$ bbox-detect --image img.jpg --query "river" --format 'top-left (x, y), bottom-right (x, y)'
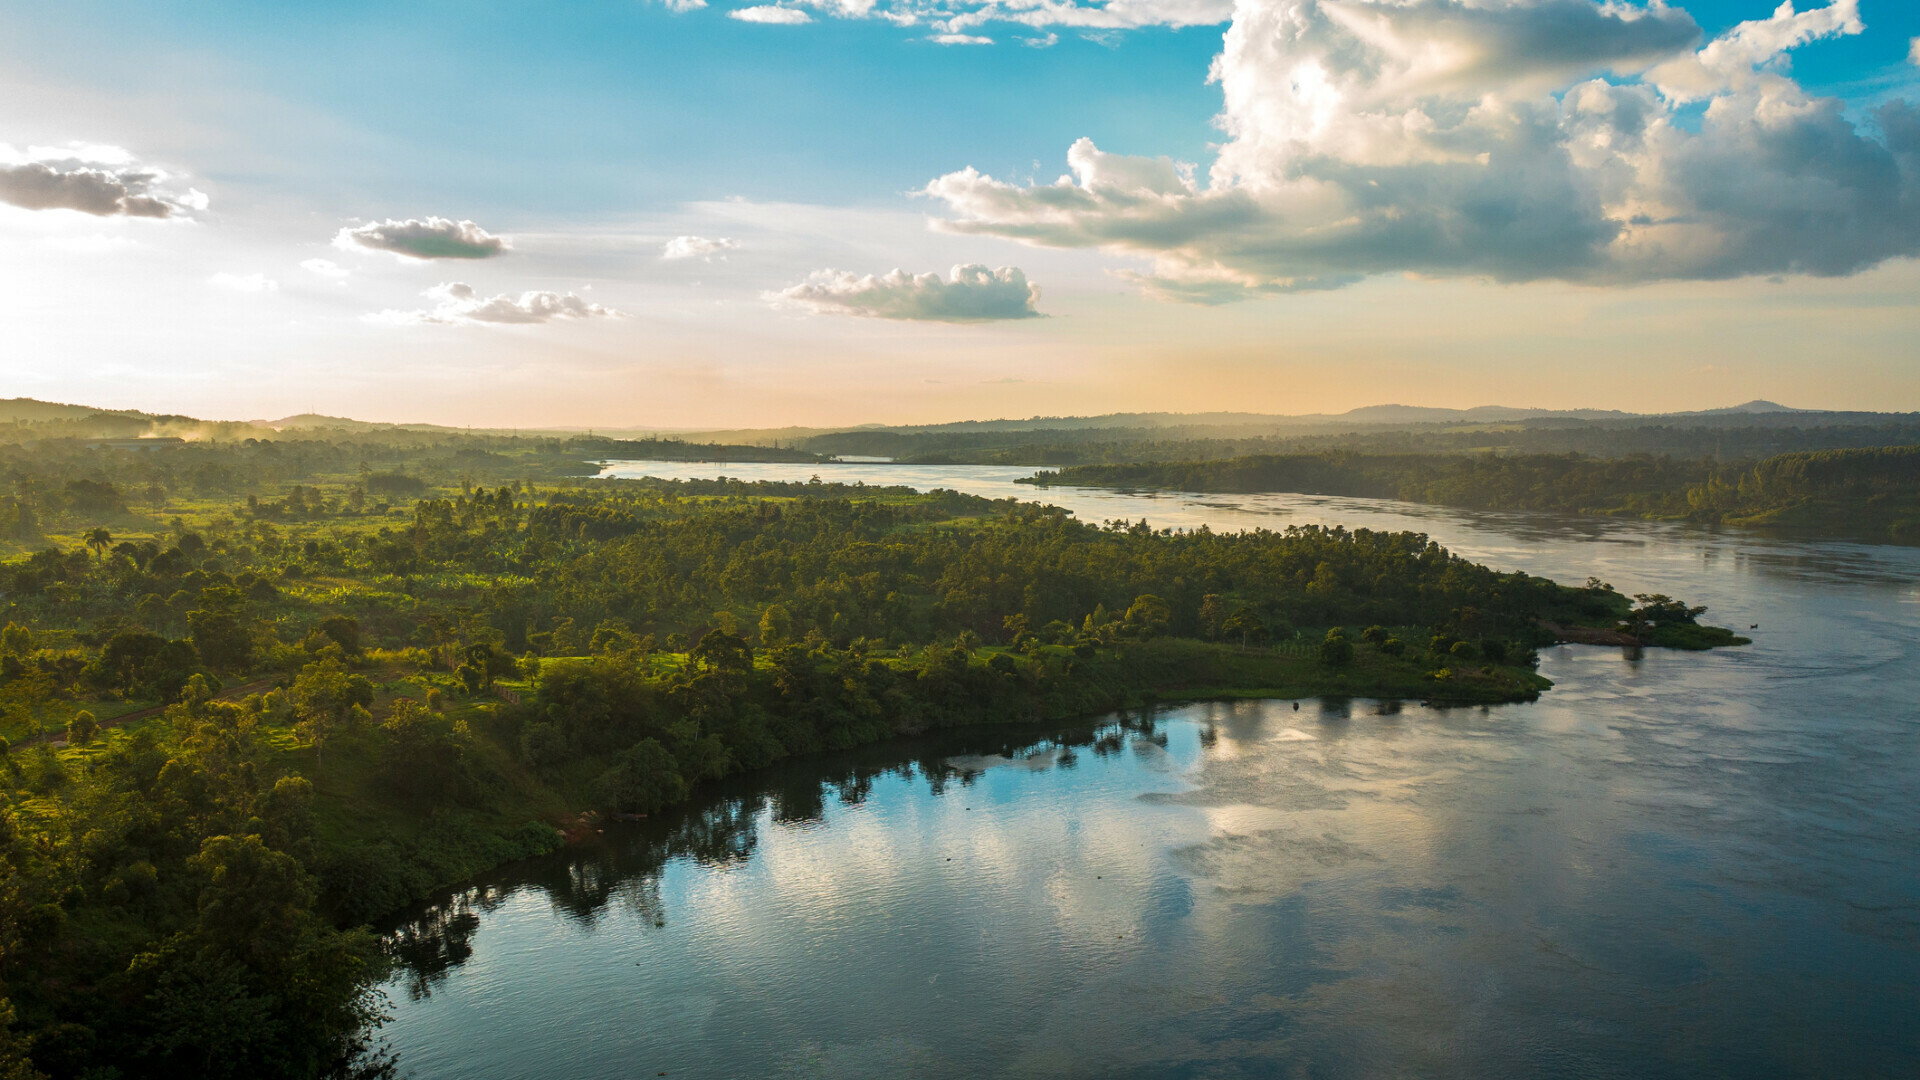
top-left (379, 461), bottom-right (1919, 1078)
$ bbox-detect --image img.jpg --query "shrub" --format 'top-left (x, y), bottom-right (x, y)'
top-left (592, 738), bottom-right (688, 813)
top-left (1318, 628), bottom-right (1354, 667)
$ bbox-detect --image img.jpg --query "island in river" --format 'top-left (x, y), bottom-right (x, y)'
top-left (0, 468), bottom-right (1744, 1080)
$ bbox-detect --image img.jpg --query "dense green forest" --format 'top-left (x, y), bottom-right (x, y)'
top-left (1027, 446), bottom-right (1920, 540)
top-left (0, 426), bottom-right (1748, 1079)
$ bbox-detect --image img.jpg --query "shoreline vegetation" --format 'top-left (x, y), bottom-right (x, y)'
top-left (0, 423), bottom-right (1748, 1079)
top-left (1021, 445), bottom-right (1920, 542)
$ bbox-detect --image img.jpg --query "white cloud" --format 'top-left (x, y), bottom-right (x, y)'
top-left (658, 0), bottom-right (708, 10)
top-left (729, 5), bottom-right (812, 23)
top-left (923, 0), bottom-right (1920, 301)
top-left (208, 272), bottom-right (279, 294)
top-left (334, 217), bottom-right (508, 260)
top-left (661, 235), bottom-right (737, 260)
top-left (1022, 32), bottom-right (1059, 47)
top-left (301, 258), bottom-right (351, 279)
top-left (695, 0), bottom-right (1233, 34)
top-left (0, 143), bottom-right (203, 218)
top-left (772, 264), bottom-right (1041, 321)
top-left (1910, 35), bottom-right (1919, 66)
top-left (370, 282), bottom-right (622, 325)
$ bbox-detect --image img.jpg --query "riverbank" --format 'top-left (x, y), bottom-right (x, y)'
top-left (1021, 446), bottom-right (1920, 543)
top-left (291, 635), bottom-right (1556, 926)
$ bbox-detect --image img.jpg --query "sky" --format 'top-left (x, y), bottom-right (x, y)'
top-left (2, 0), bottom-right (1917, 428)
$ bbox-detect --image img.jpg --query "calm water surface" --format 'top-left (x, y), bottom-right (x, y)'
top-left (380, 462), bottom-right (1920, 1078)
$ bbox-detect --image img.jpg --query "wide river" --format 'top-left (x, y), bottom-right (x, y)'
top-left (381, 461), bottom-right (1919, 1078)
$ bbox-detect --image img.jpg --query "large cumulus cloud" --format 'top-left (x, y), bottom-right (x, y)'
top-left (335, 217), bottom-right (509, 259)
top-left (371, 282), bottom-right (621, 325)
top-left (0, 144), bottom-right (205, 218)
top-left (773, 264), bottom-right (1042, 321)
top-left (923, 0), bottom-right (1920, 300)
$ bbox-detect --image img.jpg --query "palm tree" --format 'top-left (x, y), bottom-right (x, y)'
top-left (84, 527), bottom-right (112, 562)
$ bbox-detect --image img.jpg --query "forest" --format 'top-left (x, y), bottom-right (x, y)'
top-left (0, 427), bottom-right (1742, 1079)
top-left (1027, 446), bottom-right (1920, 539)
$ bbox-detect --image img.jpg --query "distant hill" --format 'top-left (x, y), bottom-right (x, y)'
top-left (0, 398), bottom-right (149, 424)
top-left (1669, 400), bottom-right (1805, 416)
top-left (676, 403), bottom-right (1819, 443)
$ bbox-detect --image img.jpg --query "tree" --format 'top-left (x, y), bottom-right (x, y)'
top-left (318, 615), bottom-right (362, 655)
top-left (290, 656), bottom-right (373, 765)
top-left (0, 624), bottom-right (28, 657)
top-left (84, 527), bottom-right (112, 562)
top-left (66, 710), bottom-right (97, 747)
top-left (689, 628), bottom-right (752, 674)
top-left (380, 698), bottom-right (469, 805)
top-left (1319, 628), bottom-right (1354, 667)
top-left (89, 631), bottom-right (203, 701)
top-left (187, 609), bottom-right (252, 671)
top-left (1198, 594), bottom-right (1228, 640)
top-left (1122, 594), bottom-right (1172, 639)
top-left (589, 620), bottom-right (639, 657)
top-left (1222, 605), bottom-right (1266, 647)
top-left (0, 998), bottom-right (45, 1080)
top-left (592, 739), bottom-right (687, 813)
top-left (1628, 593), bottom-right (1707, 627)
top-left (758, 604), bottom-right (793, 647)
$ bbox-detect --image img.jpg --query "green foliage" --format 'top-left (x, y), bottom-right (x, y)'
top-left (592, 739), bottom-right (689, 814)
top-left (1030, 444), bottom-right (1920, 539)
top-left (1318, 628), bottom-right (1354, 667)
top-left (0, 452), bottom-right (1740, 1078)
top-left (187, 609), bottom-right (251, 671)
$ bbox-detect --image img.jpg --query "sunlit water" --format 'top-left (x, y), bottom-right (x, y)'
top-left (380, 462), bottom-right (1920, 1078)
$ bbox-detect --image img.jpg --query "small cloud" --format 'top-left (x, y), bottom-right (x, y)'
top-left (0, 143), bottom-right (201, 218)
top-left (1910, 36), bottom-right (1919, 66)
top-left (661, 235), bottom-right (737, 260)
top-left (772, 264), bottom-right (1042, 322)
top-left (369, 281), bottom-right (623, 326)
top-left (931, 32), bottom-right (992, 44)
top-left (1022, 33), bottom-right (1058, 47)
top-left (657, 0), bottom-right (708, 10)
top-left (208, 272), bottom-right (279, 294)
top-left (334, 217), bottom-right (508, 260)
top-left (729, 5), bottom-right (810, 23)
top-left (301, 258), bottom-right (351, 279)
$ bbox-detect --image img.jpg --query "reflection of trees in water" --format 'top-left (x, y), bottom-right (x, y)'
top-left (387, 889), bottom-right (495, 1000)
top-left (385, 708), bottom-right (1169, 991)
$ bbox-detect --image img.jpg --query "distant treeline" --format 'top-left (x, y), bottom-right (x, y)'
top-left (1027, 446), bottom-right (1920, 539)
top-left (0, 432), bottom-right (825, 549)
top-left (799, 419), bottom-right (1920, 467)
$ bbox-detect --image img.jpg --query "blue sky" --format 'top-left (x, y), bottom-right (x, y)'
top-left (2, 0), bottom-right (1917, 427)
